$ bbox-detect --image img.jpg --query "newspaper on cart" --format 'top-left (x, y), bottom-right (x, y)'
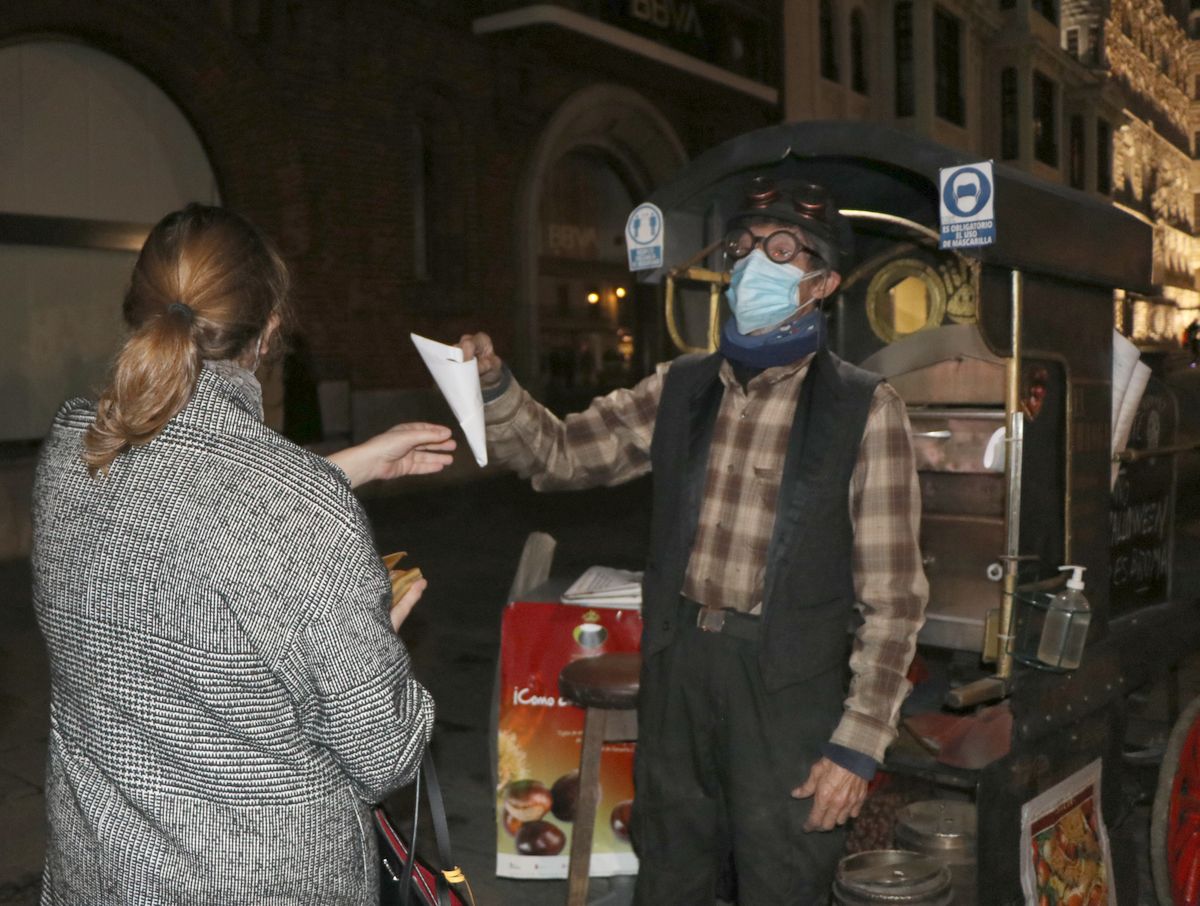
top-left (561, 566), bottom-right (642, 608)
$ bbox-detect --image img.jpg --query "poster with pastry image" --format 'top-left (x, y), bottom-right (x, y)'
top-left (1020, 760), bottom-right (1116, 906)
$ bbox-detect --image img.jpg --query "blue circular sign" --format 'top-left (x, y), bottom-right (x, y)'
top-left (626, 204), bottom-right (662, 245)
top-left (942, 167), bottom-right (991, 219)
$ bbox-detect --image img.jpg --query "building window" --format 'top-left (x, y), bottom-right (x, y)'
top-left (1066, 27), bottom-right (1079, 57)
top-left (1087, 24), bottom-right (1100, 63)
top-left (1097, 119), bottom-right (1112, 194)
top-left (820, 0), bottom-right (839, 82)
top-left (1001, 67), bottom-right (1019, 160)
top-left (1069, 115), bottom-right (1085, 189)
top-left (850, 9), bottom-right (868, 94)
top-left (934, 8), bottom-right (965, 126)
top-left (1032, 0), bottom-right (1056, 25)
top-left (895, 2), bottom-right (914, 116)
top-left (1000, 0), bottom-right (1015, 9)
top-left (1033, 70), bottom-right (1058, 167)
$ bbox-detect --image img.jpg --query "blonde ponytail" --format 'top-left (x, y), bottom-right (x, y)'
top-left (81, 204), bottom-right (291, 477)
top-left (83, 308), bottom-right (200, 476)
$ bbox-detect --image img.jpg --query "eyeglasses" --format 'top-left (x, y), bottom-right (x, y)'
top-left (723, 228), bottom-right (821, 266)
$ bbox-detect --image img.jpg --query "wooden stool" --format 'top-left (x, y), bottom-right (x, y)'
top-left (558, 651), bottom-right (641, 906)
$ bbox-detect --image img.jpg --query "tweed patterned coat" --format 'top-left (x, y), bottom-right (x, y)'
top-left (32, 364), bottom-right (435, 905)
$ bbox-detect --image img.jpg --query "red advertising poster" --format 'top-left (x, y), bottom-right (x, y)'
top-left (495, 599), bottom-right (642, 879)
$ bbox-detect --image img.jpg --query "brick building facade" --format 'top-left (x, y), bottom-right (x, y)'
top-left (0, 0), bottom-right (779, 449)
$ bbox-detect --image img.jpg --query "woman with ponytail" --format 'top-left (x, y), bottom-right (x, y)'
top-left (32, 204), bottom-right (454, 904)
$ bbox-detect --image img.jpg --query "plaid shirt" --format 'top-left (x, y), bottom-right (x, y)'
top-left (484, 357), bottom-right (928, 764)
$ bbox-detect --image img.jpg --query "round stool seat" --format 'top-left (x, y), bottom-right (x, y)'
top-left (559, 652), bottom-right (641, 710)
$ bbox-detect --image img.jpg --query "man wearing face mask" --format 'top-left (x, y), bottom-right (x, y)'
top-left (459, 177), bottom-right (927, 904)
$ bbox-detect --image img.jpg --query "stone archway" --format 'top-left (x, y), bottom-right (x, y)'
top-left (514, 84), bottom-right (687, 387)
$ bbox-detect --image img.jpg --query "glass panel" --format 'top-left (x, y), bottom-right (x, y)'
top-left (885, 275), bottom-right (931, 335)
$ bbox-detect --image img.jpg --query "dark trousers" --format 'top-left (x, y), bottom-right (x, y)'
top-left (631, 615), bottom-right (848, 905)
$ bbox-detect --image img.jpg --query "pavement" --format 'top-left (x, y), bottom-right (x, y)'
top-left (0, 472), bottom-right (1195, 905)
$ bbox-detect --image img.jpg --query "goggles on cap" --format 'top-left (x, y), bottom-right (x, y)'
top-left (723, 227), bottom-right (824, 267)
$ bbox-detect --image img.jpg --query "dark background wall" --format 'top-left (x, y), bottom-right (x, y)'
top-left (0, 0), bottom-right (778, 426)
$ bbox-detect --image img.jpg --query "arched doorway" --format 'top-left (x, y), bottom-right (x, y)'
top-left (0, 40), bottom-right (218, 443)
top-left (516, 85), bottom-right (687, 411)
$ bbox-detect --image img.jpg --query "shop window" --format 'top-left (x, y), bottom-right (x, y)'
top-left (1001, 67), bottom-right (1019, 160)
top-left (850, 9), bottom-right (868, 94)
top-left (1033, 71), bottom-right (1058, 167)
top-left (895, 2), bottom-right (915, 117)
top-left (1069, 115), bottom-right (1085, 189)
top-left (1097, 119), bottom-right (1112, 194)
top-left (934, 7), bottom-right (965, 126)
top-left (820, 0), bottom-right (839, 82)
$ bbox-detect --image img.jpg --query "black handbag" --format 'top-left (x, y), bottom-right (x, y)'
top-left (375, 749), bottom-right (475, 906)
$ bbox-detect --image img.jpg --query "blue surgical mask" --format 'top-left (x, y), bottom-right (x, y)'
top-left (726, 250), bottom-right (824, 335)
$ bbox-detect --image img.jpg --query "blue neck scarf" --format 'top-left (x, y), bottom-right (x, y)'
top-left (718, 310), bottom-right (826, 369)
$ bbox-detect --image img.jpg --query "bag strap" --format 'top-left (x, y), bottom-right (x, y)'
top-left (398, 766), bottom-right (421, 906)
top-left (421, 750), bottom-right (456, 906)
top-left (398, 748), bottom-right (473, 906)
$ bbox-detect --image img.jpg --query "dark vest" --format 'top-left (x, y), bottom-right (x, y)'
top-left (643, 348), bottom-right (882, 691)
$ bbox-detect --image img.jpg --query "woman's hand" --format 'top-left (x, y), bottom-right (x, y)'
top-left (457, 333), bottom-right (504, 388)
top-left (327, 423), bottom-right (456, 488)
top-left (390, 576), bottom-right (427, 632)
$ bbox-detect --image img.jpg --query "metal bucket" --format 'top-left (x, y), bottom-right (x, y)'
top-left (894, 800), bottom-right (977, 906)
top-left (832, 850), bottom-right (954, 905)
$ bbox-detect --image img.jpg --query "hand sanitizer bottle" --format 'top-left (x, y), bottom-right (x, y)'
top-left (1037, 566), bottom-right (1091, 670)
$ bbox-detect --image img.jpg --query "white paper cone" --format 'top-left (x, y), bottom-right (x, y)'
top-left (411, 333), bottom-right (488, 467)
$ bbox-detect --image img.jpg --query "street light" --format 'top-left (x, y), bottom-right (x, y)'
top-left (587, 291), bottom-right (600, 305)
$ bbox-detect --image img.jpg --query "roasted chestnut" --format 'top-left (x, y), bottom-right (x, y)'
top-left (551, 771), bottom-right (581, 822)
top-left (611, 800), bottom-right (633, 842)
top-left (515, 819), bottom-right (566, 856)
top-left (503, 779), bottom-right (552, 823)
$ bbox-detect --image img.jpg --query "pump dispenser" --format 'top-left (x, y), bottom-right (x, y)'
top-left (1036, 566), bottom-right (1091, 670)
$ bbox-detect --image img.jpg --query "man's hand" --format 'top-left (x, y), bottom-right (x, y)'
top-left (389, 576), bottom-right (426, 632)
top-left (327, 423), bottom-right (456, 488)
top-left (791, 757), bottom-right (868, 832)
top-left (458, 333), bottom-right (504, 389)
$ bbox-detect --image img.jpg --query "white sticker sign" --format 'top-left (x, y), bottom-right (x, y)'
top-left (625, 202), bottom-right (664, 271)
top-left (939, 161), bottom-right (996, 250)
